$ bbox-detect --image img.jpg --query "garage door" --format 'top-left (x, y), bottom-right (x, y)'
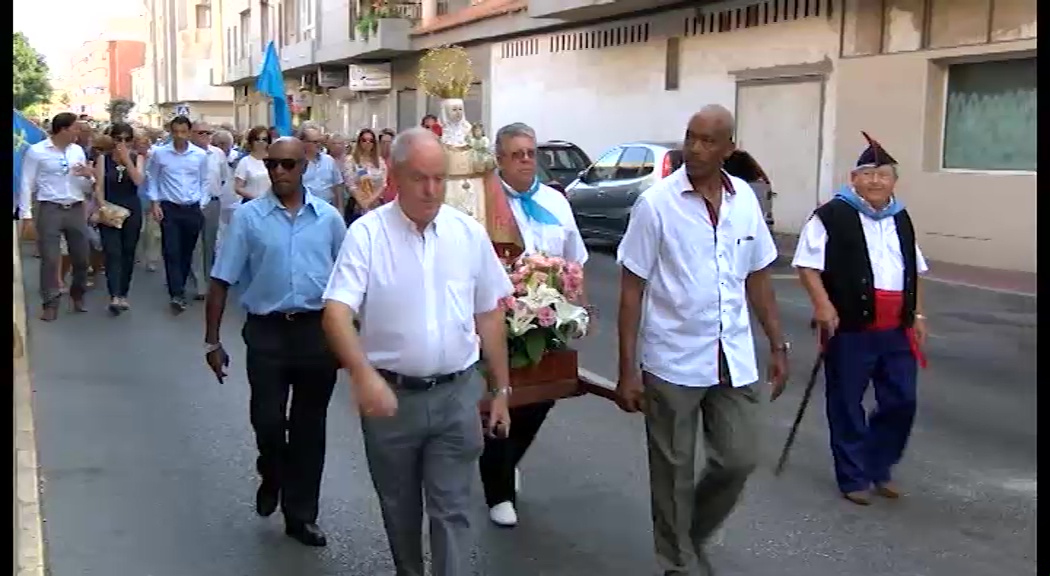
top-left (735, 79), bottom-right (823, 235)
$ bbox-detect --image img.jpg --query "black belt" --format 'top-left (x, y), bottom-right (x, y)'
top-left (377, 367), bottom-right (471, 392)
top-left (248, 310), bottom-right (323, 322)
top-left (43, 200), bottom-right (83, 210)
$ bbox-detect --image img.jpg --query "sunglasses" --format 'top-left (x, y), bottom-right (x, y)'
top-left (510, 149), bottom-right (537, 161)
top-left (360, 138), bottom-right (375, 144)
top-left (195, 130), bottom-right (214, 136)
top-left (264, 158), bottom-right (299, 171)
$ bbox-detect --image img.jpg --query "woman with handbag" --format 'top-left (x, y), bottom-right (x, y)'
top-left (93, 122), bottom-right (146, 315)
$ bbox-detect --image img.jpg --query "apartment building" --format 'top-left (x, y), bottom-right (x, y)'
top-left (214, 0), bottom-right (1035, 272)
top-left (140, 0), bottom-right (235, 124)
top-left (67, 39), bottom-right (147, 120)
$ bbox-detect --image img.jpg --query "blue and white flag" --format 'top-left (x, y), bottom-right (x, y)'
top-left (13, 110), bottom-right (47, 218)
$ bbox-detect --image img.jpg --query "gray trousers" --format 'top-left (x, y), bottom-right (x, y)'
top-left (36, 201), bottom-right (91, 306)
top-left (644, 372), bottom-right (759, 576)
top-left (361, 369), bottom-right (484, 576)
top-left (187, 198), bottom-right (220, 296)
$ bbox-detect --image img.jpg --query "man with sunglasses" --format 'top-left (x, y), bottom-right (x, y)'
top-left (187, 120), bottom-right (230, 300)
top-left (18, 112), bottom-right (97, 320)
top-left (146, 114), bottom-right (211, 313)
top-left (205, 137), bottom-right (346, 548)
top-left (298, 126), bottom-right (346, 217)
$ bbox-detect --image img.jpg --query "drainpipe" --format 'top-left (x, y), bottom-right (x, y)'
top-left (421, 0), bottom-right (437, 26)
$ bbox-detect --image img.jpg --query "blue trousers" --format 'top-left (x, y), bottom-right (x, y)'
top-left (158, 201), bottom-right (203, 299)
top-left (824, 328), bottom-right (917, 494)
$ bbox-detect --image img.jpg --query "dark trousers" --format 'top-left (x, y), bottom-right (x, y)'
top-left (824, 328), bottom-right (918, 494)
top-left (36, 201), bottom-right (91, 306)
top-left (158, 201), bottom-right (203, 299)
top-left (98, 202), bottom-right (142, 298)
top-left (479, 399), bottom-right (555, 507)
top-left (243, 312), bottom-right (339, 524)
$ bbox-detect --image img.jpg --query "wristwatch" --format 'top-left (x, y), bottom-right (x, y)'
top-left (489, 386), bottom-right (512, 399)
top-left (915, 313), bottom-right (927, 320)
top-left (204, 341), bottom-right (222, 354)
top-left (771, 342), bottom-right (791, 354)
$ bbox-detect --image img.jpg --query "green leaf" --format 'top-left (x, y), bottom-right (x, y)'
top-left (509, 351), bottom-right (531, 369)
top-left (523, 329), bottom-right (547, 366)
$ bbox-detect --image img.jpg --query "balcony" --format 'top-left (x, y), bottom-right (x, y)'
top-left (280, 38), bottom-right (317, 72)
top-left (527, 0), bottom-right (683, 21)
top-left (315, 17), bottom-right (413, 64)
top-left (224, 56), bottom-right (253, 85)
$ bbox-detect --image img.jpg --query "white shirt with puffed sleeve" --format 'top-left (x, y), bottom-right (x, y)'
top-left (323, 202), bottom-right (514, 377)
top-left (791, 203), bottom-right (929, 290)
top-left (616, 167), bottom-right (777, 388)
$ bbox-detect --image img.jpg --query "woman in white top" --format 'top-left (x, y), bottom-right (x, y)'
top-left (344, 128), bottom-right (387, 226)
top-left (234, 125), bottom-right (272, 202)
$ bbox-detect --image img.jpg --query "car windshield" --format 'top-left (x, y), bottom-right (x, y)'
top-left (540, 147), bottom-right (590, 171)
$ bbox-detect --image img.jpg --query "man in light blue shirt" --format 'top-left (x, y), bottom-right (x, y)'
top-left (298, 126), bottom-right (345, 216)
top-left (203, 137), bottom-right (345, 549)
top-left (146, 114), bottom-right (210, 312)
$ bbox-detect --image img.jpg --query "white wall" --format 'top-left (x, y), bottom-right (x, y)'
top-left (489, 5), bottom-right (840, 196)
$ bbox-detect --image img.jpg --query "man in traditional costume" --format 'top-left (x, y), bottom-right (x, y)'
top-left (792, 132), bottom-right (929, 506)
top-left (477, 122), bottom-right (588, 528)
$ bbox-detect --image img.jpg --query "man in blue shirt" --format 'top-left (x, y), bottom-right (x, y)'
top-left (204, 137), bottom-right (346, 548)
top-left (298, 126), bottom-right (345, 217)
top-left (146, 115), bottom-right (210, 312)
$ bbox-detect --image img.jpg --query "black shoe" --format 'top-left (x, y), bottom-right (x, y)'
top-left (169, 297), bottom-right (187, 314)
top-left (256, 483), bottom-right (279, 517)
top-left (285, 521), bottom-right (327, 547)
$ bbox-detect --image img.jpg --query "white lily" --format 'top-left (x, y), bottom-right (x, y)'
top-left (520, 284), bottom-right (563, 311)
top-left (507, 306), bottom-right (537, 337)
top-left (554, 300), bottom-right (589, 338)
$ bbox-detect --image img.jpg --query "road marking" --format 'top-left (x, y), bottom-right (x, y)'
top-left (13, 224), bottom-right (45, 576)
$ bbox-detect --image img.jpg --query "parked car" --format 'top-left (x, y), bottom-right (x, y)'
top-left (537, 140), bottom-right (592, 189)
top-left (566, 141), bottom-right (683, 241)
top-left (567, 141), bottom-right (776, 241)
top-left (537, 162), bottom-right (566, 194)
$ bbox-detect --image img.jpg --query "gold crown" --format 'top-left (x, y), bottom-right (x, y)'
top-left (417, 46), bottom-right (475, 100)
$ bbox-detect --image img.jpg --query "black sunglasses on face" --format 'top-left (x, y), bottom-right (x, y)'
top-left (264, 158), bottom-right (299, 171)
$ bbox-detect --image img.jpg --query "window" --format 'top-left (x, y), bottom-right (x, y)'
top-left (240, 10), bottom-right (250, 57)
top-left (298, 0), bottom-right (314, 41)
top-left (195, 4), bottom-right (211, 29)
top-left (942, 57), bottom-right (1036, 171)
top-left (615, 147), bottom-right (656, 180)
top-left (584, 148), bottom-right (624, 183)
top-left (665, 37), bottom-right (680, 91)
top-left (261, 1), bottom-right (271, 47)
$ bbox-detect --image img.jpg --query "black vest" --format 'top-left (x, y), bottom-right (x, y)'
top-left (813, 199), bottom-right (917, 333)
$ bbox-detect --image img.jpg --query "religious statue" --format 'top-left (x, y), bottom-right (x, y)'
top-left (417, 46), bottom-right (523, 256)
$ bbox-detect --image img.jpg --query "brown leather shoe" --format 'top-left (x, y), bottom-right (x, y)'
top-left (874, 482), bottom-right (902, 499)
top-left (843, 490), bottom-right (872, 506)
top-left (39, 307), bottom-right (57, 322)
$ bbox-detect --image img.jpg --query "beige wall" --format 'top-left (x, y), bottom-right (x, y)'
top-left (834, 41), bottom-right (1036, 273)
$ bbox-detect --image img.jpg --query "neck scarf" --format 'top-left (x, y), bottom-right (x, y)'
top-left (499, 172), bottom-right (560, 226)
top-left (834, 185), bottom-right (904, 221)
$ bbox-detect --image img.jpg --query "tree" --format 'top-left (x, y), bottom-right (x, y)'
top-left (106, 97), bottom-right (135, 122)
top-left (59, 92), bottom-right (70, 107)
top-left (13, 32), bottom-right (52, 111)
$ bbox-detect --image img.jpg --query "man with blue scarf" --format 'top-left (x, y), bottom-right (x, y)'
top-left (478, 122), bottom-right (588, 529)
top-left (792, 132), bottom-right (929, 506)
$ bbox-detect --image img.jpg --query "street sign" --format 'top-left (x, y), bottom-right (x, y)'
top-left (175, 103), bottom-right (190, 116)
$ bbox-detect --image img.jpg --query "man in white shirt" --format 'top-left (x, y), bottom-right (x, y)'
top-left (18, 112), bottom-right (96, 321)
top-left (210, 129), bottom-right (239, 252)
top-left (323, 127), bottom-right (512, 576)
top-left (792, 132), bottom-right (929, 506)
top-left (478, 122), bottom-right (589, 529)
top-left (187, 120), bottom-right (230, 299)
top-left (616, 105), bottom-right (789, 576)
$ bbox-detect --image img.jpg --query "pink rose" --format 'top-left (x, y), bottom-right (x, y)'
top-left (514, 282), bottom-right (526, 294)
top-left (509, 272), bottom-right (523, 284)
top-left (536, 307), bottom-right (556, 327)
top-left (499, 296), bottom-right (516, 310)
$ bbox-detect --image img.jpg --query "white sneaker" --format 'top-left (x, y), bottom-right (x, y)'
top-left (514, 467), bottom-right (521, 493)
top-left (489, 501), bottom-right (518, 527)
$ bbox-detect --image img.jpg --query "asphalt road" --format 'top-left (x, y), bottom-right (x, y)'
top-left (23, 245), bottom-right (1036, 576)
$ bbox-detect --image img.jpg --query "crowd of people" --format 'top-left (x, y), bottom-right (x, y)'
top-left (17, 105), bottom-right (927, 576)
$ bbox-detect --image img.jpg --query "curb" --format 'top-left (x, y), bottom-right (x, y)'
top-left (13, 223), bottom-right (45, 576)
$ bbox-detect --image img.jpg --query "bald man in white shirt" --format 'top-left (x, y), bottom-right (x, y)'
top-left (322, 127), bottom-right (512, 576)
top-left (617, 106), bottom-right (789, 576)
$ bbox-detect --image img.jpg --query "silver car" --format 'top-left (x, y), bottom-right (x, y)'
top-left (567, 141), bottom-right (774, 241)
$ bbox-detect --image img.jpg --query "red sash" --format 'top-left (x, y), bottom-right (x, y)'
top-left (871, 289), bottom-right (928, 369)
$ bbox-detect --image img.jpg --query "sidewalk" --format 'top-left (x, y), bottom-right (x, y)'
top-left (774, 233), bottom-right (1037, 296)
top-left (13, 227), bottom-right (45, 576)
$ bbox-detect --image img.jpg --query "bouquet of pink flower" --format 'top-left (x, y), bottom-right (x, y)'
top-left (498, 252), bottom-right (589, 368)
